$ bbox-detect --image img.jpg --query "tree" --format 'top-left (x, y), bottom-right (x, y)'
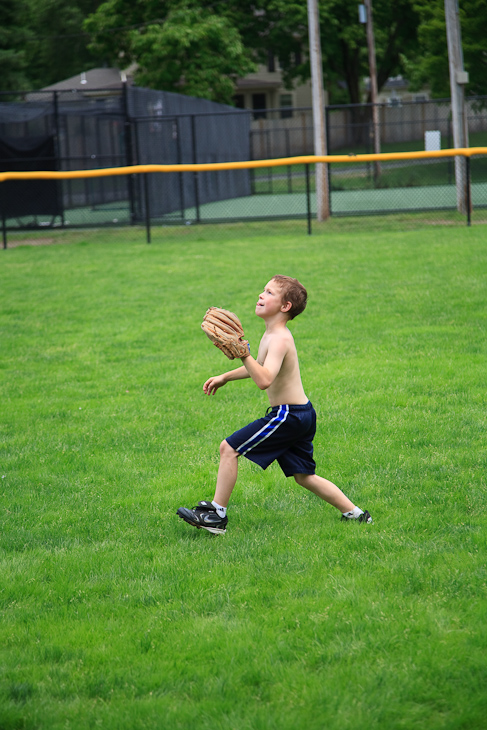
top-left (462, 1), bottom-right (487, 96)
top-left (405, 0), bottom-right (487, 98)
top-left (83, 0), bottom-right (160, 67)
top-left (261, 0), bottom-right (420, 105)
top-left (84, 0), bottom-right (420, 106)
top-left (131, 8), bottom-right (255, 103)
top-left (23, 0), bottom-right (105, 89)
top-left (9, 0), bottom-right (487, 105)
top-left (84, 1), bottom-right (255, 104)
top-left (0, 0), bottom-right (30, 92)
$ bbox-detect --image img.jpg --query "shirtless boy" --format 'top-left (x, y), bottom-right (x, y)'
top-left (177, 275), bottom-right (372, 534)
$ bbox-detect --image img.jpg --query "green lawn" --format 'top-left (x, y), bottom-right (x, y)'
top-left (1, 222), bottom-right (486, 729)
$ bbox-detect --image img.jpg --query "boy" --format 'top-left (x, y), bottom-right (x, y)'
top-left (177, 275), bottom-right (372, 534)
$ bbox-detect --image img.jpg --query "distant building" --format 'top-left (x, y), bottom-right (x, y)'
top-left (32, 67), bottom-right (135, 97)
top-left (30, 65), bottom-right (429, 118)
top-left (32, 62), bottom-right (315, 118)
top-left (234, 57), bottom-right (320, 118)
top-left (364, 75), bottom-right (430, 106)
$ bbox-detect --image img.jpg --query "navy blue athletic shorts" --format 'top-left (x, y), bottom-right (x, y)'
top-left (226, 401), bottom-right (317, 477)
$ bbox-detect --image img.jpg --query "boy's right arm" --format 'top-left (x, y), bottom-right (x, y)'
top-left (203, 365), bottom-right (250, 396)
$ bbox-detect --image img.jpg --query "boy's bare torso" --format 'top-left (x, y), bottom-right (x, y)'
top-left (258, 327), bottom-right (308, 407)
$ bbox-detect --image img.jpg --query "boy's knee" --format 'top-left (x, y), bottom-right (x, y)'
top-left (220, 439), bottom-right (237, 459)
top-left (294, 473), bottom-right (311, 487)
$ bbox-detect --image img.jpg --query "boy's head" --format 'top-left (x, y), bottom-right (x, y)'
top-left (271, 275), bottom-right (307, 320)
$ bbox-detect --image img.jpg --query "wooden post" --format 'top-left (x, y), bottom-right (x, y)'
top-left (307, 0), bottom-right (330, 221)
top-left (364, 0), bottom-right (381, 180)
top-left (445, 0), bottom-right (469, 213)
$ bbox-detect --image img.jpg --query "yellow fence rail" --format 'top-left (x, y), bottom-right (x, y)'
top-left (2, 145), bottom-right (486, 248)
top-left (0, 147), bottom-right (486, 181)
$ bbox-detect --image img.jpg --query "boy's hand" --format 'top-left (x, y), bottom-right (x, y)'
top-left (203, 375), bottom-right (227, 396)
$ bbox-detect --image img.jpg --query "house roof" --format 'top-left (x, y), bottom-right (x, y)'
top-left (364, 75), bottom-right (410, 92)
top-left (235, 78), bottom-right (281, 90)
top-left (41, 67), bottom-right (134, 93)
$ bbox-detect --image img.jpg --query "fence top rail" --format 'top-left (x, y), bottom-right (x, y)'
top-left (0, 147), bottom-right (484, 181)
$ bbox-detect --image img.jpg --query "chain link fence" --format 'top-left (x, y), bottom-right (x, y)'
top-left (1, 87), bottom-right (487, 247)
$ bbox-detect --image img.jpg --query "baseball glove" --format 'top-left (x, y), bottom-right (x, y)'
top-left (201, 307), bottom-right (250, 360)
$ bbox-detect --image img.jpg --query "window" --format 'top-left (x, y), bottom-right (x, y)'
top-left (279, 94), bottom-right (293, 119)
top-left (252, 93), bottom-right (267, 120)
top-left (233, 94), bottom-right (245, 109)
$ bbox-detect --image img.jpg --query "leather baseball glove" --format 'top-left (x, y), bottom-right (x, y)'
top-left (201, 307), bottom-right (250, 360)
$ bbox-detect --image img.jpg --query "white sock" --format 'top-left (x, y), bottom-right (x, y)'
top-left (212, 500), bottom-right (227, 518)
top-left (342, 506), bottom-right (364, 519)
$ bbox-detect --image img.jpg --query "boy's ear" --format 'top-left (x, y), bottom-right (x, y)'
top-left (281, 300), bottom-right (292, 313)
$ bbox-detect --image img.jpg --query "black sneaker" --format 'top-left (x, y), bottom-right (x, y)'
top-left (341, 509), bottom-right (373, 524)
top-left (176, 501), bottom-right (228, 535)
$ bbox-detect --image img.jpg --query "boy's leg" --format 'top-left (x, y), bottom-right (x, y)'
top-left (176, 440), bottom-right (238, 534)
top-left (294, 473), bottom-right (354, 512)
top-left (213, 439), bottom-right (239, 508)
top-left (294, 473), bottom-right (373, 523)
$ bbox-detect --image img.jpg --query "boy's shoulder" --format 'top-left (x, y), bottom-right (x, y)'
top-left (261, 324), bottom-right (296, 348)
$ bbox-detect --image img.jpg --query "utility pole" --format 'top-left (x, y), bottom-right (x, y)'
top-left (364, 0), bottom-right (381, 179)
top-left (307, 0), bottom-right (330, 221)
top-left (444, 0), bottom-right (469, 213)
top-left (360, 1), bottom-right (381, 179)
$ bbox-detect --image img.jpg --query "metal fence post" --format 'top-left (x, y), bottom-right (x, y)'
top-left (191, 115), bottom-right (201, 223)
top-left (2, 210), bottom-right (6, 249)
top-left (144, 173), bottom-right (151, 243)
top-left (466, 155), bottom-right (471, 226)
top-left (122, 81), bottom-right (136, 224)
top-left (286, 130), bottom-right (292, 193)
top-left (249, 130), bottom-right (255, 195)
top-left (175, 118), bottom-right (185, 220)
top-left (52, 91), bottom-right (65, 227)
top-left (325, 105), bottom-right (332, 203)
top-left (306, 163), bottom-right (312, 235)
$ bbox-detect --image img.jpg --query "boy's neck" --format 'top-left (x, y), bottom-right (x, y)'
top-left (263, 312), bottom-right (290, 332)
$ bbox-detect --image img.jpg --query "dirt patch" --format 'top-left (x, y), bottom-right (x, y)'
top-left (4, 237), bottom-right (61, 249)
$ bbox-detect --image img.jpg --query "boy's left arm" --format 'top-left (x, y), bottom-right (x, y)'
top-left (240, 336), bottom-right (287, 390)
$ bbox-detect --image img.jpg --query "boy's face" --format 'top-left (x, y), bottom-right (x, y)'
top-left (256, 279), bottom-right (290, 319)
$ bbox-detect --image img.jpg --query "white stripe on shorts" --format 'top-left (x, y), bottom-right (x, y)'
top-left (238, 405), bottom-right (290, 456)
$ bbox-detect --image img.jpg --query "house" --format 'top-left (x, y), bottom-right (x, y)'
top-left (38, 67), bottom-right (135, 94)
top-left (234, 58), bottom-right (318, 118)
top-left (364, 75), bottom-right (430, 106)
top-left (30, 60), bottom-right (316, 117)
top-left (24, 67), bottom-right (136, 103)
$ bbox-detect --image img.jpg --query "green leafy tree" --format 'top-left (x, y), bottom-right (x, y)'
top-left (462, 1), bottom-right (487, 96)
top-left (0, 0), bottom-right (30, 92)
top-left (131, 7), bottom-right (255, 103)
top-left (83, 0), bottom-right (161, 67)
top-left (84, 0), bottom-right (420, 105)
top-left (221, 0), bottom-right (420, 106)
top-left (405, 0), bottom-right (487, 98)
top-left (84, 1), bottom-right (255, 103)
top-left (261, 0), bottom-right (420, 105)
top-left (24, 0), bottom-right (105, 89)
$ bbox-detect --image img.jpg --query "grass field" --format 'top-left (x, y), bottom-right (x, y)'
top-left (1, 222), bottom-right (486, 729)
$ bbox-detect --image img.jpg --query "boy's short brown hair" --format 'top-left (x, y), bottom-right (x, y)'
top-left (271, 275), bottom-right (307, 319)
